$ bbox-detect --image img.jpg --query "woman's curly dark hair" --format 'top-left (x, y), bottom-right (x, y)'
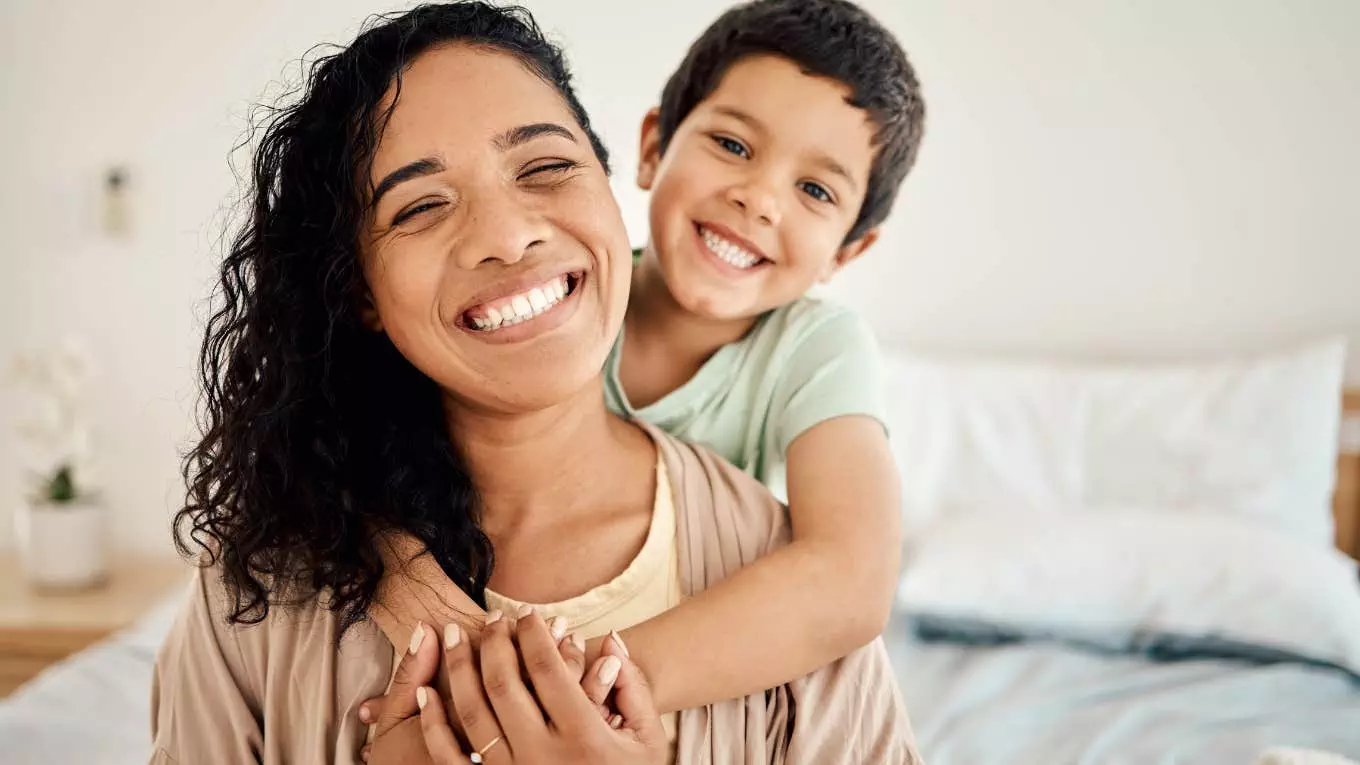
top-left (175, 1), bottom-right (610, 634)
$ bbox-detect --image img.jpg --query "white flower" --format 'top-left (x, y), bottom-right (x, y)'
top-left (5, 338), bottom-right (98, 502)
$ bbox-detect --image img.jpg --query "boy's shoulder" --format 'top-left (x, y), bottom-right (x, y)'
top-left (746, 295), bottom-right (879, 360)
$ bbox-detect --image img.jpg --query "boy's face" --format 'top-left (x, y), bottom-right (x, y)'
top-left (638, 54), bottom-right (879, 321)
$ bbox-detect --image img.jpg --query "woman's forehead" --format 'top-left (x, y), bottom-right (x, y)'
top-left (375, 45), bottom-right (573, 154)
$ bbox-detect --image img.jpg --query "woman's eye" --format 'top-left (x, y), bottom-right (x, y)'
top-left (521, 160), bottom-right (580, 180)
top-left (393, 200), bottom-right (443, 225)
top-left (799, 181), bottom-right (833, 204)
top-left (713, 136), bottom-right (750, 159)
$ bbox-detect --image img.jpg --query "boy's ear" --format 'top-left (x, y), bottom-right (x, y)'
top-left (636, 107), bottom-right (663, 191)
top-left (819, 228), bottom-right (880, 282)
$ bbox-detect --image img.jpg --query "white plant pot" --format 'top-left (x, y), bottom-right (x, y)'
top-left (14, 501), bottom-right (109, 590)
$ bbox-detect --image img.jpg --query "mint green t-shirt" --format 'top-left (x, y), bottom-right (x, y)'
top-left (603, 297), bottom-right (887, 503)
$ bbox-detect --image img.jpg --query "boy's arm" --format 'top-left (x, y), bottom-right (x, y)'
top-left (605, 414), bottom-right (902, 714)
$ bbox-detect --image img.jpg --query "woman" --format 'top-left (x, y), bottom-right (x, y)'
top-left (152, 3), bottom-right (918, 763)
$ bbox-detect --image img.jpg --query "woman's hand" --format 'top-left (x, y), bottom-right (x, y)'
top-left (358, 612), bottom-right (662, 764)
top-left (362, 620), bottom-right (445, 764)
top-left (419, 608), bottom-right (669, 764)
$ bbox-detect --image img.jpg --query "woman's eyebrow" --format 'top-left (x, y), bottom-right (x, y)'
top-left (492, 122), bottom-right (577, 152)
top-left (370, 123), bottom-right (575, 209)
top-left (371, 157), bottom-right (445, 209)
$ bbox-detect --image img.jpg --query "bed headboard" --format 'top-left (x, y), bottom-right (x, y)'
top-left (1335, 389), bottom-right (1360, 561)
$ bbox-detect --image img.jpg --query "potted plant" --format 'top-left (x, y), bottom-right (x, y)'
top-left (8, 338), bottom-right (107, 590)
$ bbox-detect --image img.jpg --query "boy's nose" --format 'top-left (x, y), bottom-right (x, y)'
top-left (724, 182), bottom-right (781, 227)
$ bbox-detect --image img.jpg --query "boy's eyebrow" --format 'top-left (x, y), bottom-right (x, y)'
top-left (713, 106), bottom-right (766, 134)
top-left (713, 106), bottom-right (861, 192)
top-left (810, 152), bottom-right (861, 193)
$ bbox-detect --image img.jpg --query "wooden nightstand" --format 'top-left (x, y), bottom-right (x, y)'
top-left (0, 554), bottom-right (188, 697)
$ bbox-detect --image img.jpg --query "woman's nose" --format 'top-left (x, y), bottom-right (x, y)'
top-left (453, 190), bottom-right (552, 269)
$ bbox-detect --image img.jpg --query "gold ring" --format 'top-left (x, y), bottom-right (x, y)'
top-left (469, 735), bottom-right (503, 764)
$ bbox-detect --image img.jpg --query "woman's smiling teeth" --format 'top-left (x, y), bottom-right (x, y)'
top-left (700, 226), bottom-right (762, 269)
top-left (464, 274), bottom-right (573, 331)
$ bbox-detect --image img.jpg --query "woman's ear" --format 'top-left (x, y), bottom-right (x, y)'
top-left (819, 228), bottom-right (880, 283)
top-left (359, 292), bottom-right (383, 332)
top-left (636, 108), bottom-right (663, 191)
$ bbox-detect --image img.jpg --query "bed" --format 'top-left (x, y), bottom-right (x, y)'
top-left (883, 338), bottom-right (1360, 764)
top-left (2, 339), bottom-right (1358, 764)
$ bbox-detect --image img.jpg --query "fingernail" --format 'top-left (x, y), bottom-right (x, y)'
top-left (549, 616), bottom-right (568, 641)
top-left (598, 655), bottom-right (622, 685)
top-left (610, 629), bottom-right (631, 658)
top-left (416, 686), bottom-right (428, 710)
top-left (516, 604), bottom-right (534, 619)
top-left (609, 714), bottom-right (624, 729)
top-left (571, 632), bottom-right (585, 653)
top-left (361, 746), bottom-right (371, 763)
top-left (444, 623), bottom-right (461, 649)
top-left (485, 610), bottom-right (503, 626)
top-left (358, 704), bottom-right (373, 724)
top-left (408, 623), bottom-right (425, 655)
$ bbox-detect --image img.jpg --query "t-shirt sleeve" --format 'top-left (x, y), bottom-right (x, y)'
top-left (149, 566), bottom-right (265, 764)
top-left (770, 306), bottom-right (888, 459)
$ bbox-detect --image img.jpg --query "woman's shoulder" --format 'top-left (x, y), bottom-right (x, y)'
top-left (159, 560), bottom-right (383, 681)
top-left (152, 561), bottom-right (391, 757)
top-left (636, 421), bottom-right (791, 582)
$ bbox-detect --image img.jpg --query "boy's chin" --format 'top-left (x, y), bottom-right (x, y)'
top-left (675, 284), bottom-right (773, 323)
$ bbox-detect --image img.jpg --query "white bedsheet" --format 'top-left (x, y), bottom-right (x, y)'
top-left (884, 618), bottom-right (1360, 765)
top-left (0, 594), bottom-right (178, 765)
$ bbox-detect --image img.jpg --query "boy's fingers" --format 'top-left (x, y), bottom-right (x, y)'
top-left (418, 687), bottom-right (475, 764)
top-left (375, 621), bottom-right (441, 737)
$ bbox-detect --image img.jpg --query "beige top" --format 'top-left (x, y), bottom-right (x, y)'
top-left (484, 455), bottom-right (682, 759)
top-left (150, 422), bottom-right (922, 764)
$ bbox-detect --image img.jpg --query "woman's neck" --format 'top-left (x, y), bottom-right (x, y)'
top-left (444, 381), bottom-right (651, 535)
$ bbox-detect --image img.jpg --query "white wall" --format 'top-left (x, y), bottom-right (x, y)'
top-left (1, 0), bottom-right (1357, 555)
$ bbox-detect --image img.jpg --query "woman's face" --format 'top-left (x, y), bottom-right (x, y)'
top-left (360, 44), bottom-right (630, 415)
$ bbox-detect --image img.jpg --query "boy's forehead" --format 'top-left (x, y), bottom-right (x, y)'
top-left (696, 54), bottom-right (877, 185)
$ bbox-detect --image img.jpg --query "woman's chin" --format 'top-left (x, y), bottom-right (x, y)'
top-left (446, 341), bottom-right (612, 416)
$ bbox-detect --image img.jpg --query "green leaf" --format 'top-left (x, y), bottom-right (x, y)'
top-left (48, 464), bottom-right (76, 503)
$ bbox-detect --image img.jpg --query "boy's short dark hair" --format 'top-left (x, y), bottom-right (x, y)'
top-left (657, 0), bottom-right (925, 243)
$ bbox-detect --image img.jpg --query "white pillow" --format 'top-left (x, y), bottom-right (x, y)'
top-left (883, 338), bottom-right (1347, 547)
top-left (896, 513), bottom-right (1360, 674)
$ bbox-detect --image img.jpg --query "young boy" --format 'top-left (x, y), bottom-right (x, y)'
top-left (605, 0), bottom-right (927, 712)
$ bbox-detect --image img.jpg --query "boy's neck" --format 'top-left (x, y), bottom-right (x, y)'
top-left (621, 248), bottom-right (760, 406)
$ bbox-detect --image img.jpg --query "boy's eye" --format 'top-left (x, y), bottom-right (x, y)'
top-left (393, 199), bottom-right (444, 225)
top-left (799, 181), bottom-right (834, 204)
top-left (712, 135), bottom-right (750, 159)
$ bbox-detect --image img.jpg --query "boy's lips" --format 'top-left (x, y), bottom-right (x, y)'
top-left (693, 221), bottom-right (771, 272)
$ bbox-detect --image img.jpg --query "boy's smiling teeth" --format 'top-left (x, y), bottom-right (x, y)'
top-left (463, 274), bottom-right (573, 331)
top-left (700, 226), bottom-right (762, 269)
